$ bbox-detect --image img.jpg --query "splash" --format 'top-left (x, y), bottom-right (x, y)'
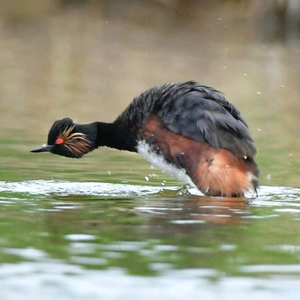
top-left (0, 180), bottom-right (177, 197)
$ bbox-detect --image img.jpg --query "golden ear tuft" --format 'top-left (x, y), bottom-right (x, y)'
top-left (59, 126), bottom-right (92, 157)
top-left (60, 126), bottom-right (76, 141)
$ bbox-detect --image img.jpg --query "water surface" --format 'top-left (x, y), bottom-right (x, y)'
top-left (1, 180), bottom-right (300, 299)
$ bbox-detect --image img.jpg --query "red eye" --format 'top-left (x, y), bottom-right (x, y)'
top-left (55, 138), bottom-right (64, 144)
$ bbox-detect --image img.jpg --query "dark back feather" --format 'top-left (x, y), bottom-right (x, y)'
top-left (115, 81), bottom-right (256, 158)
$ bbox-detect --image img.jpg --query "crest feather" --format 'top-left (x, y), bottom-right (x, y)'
top-left (59, 126), bottom-right (92, 157)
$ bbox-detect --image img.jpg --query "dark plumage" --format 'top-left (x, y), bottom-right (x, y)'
top-left (31, 81), bottom-right (259, 197)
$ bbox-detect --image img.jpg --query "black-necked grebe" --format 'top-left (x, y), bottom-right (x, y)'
top-left (31, 81), bottom-right (259, 197)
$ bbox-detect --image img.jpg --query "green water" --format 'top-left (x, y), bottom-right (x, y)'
top-left (1, 136), bottom-right (300, 299)
top-left (1, 2), bottom-right (300, 299)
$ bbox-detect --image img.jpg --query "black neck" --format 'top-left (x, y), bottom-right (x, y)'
top-left (95, 122), bottom-right (137, 152)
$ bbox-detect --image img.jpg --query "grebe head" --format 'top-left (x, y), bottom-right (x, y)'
top-left (31, 118), bottom-right (95, 158)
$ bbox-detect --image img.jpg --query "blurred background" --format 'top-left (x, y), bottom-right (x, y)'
top-left (1, 2), bottom-right (300, 299)
top-left (0, 0), bottom-right (300, 187)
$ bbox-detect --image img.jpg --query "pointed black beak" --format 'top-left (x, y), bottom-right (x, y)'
top-left (30, 144), bottom-right (53, 153)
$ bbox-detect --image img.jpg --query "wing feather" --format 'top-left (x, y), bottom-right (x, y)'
top-left (153, 81), bottom-right (256, 158)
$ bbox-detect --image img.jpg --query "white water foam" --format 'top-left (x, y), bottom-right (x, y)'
top-left (0, 180), bottom-right (177, 197)
top-left (0, 179), bottom-right (299, 201)
top-left (137, 141), bottom-right (195, 187)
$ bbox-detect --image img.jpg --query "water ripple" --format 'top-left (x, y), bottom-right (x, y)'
top-left (1, 181), bottom-right (300, 201)
top-left (0, 180), bottom-right (176, 197)
top-left (0, 261), bottom-right (299, 300)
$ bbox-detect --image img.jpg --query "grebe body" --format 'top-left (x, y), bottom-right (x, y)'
top-left (31, 81), bottom-right (259, 197)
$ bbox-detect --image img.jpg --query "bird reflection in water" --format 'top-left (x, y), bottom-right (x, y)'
top-left (135, 195), bottom-right (250, 229)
